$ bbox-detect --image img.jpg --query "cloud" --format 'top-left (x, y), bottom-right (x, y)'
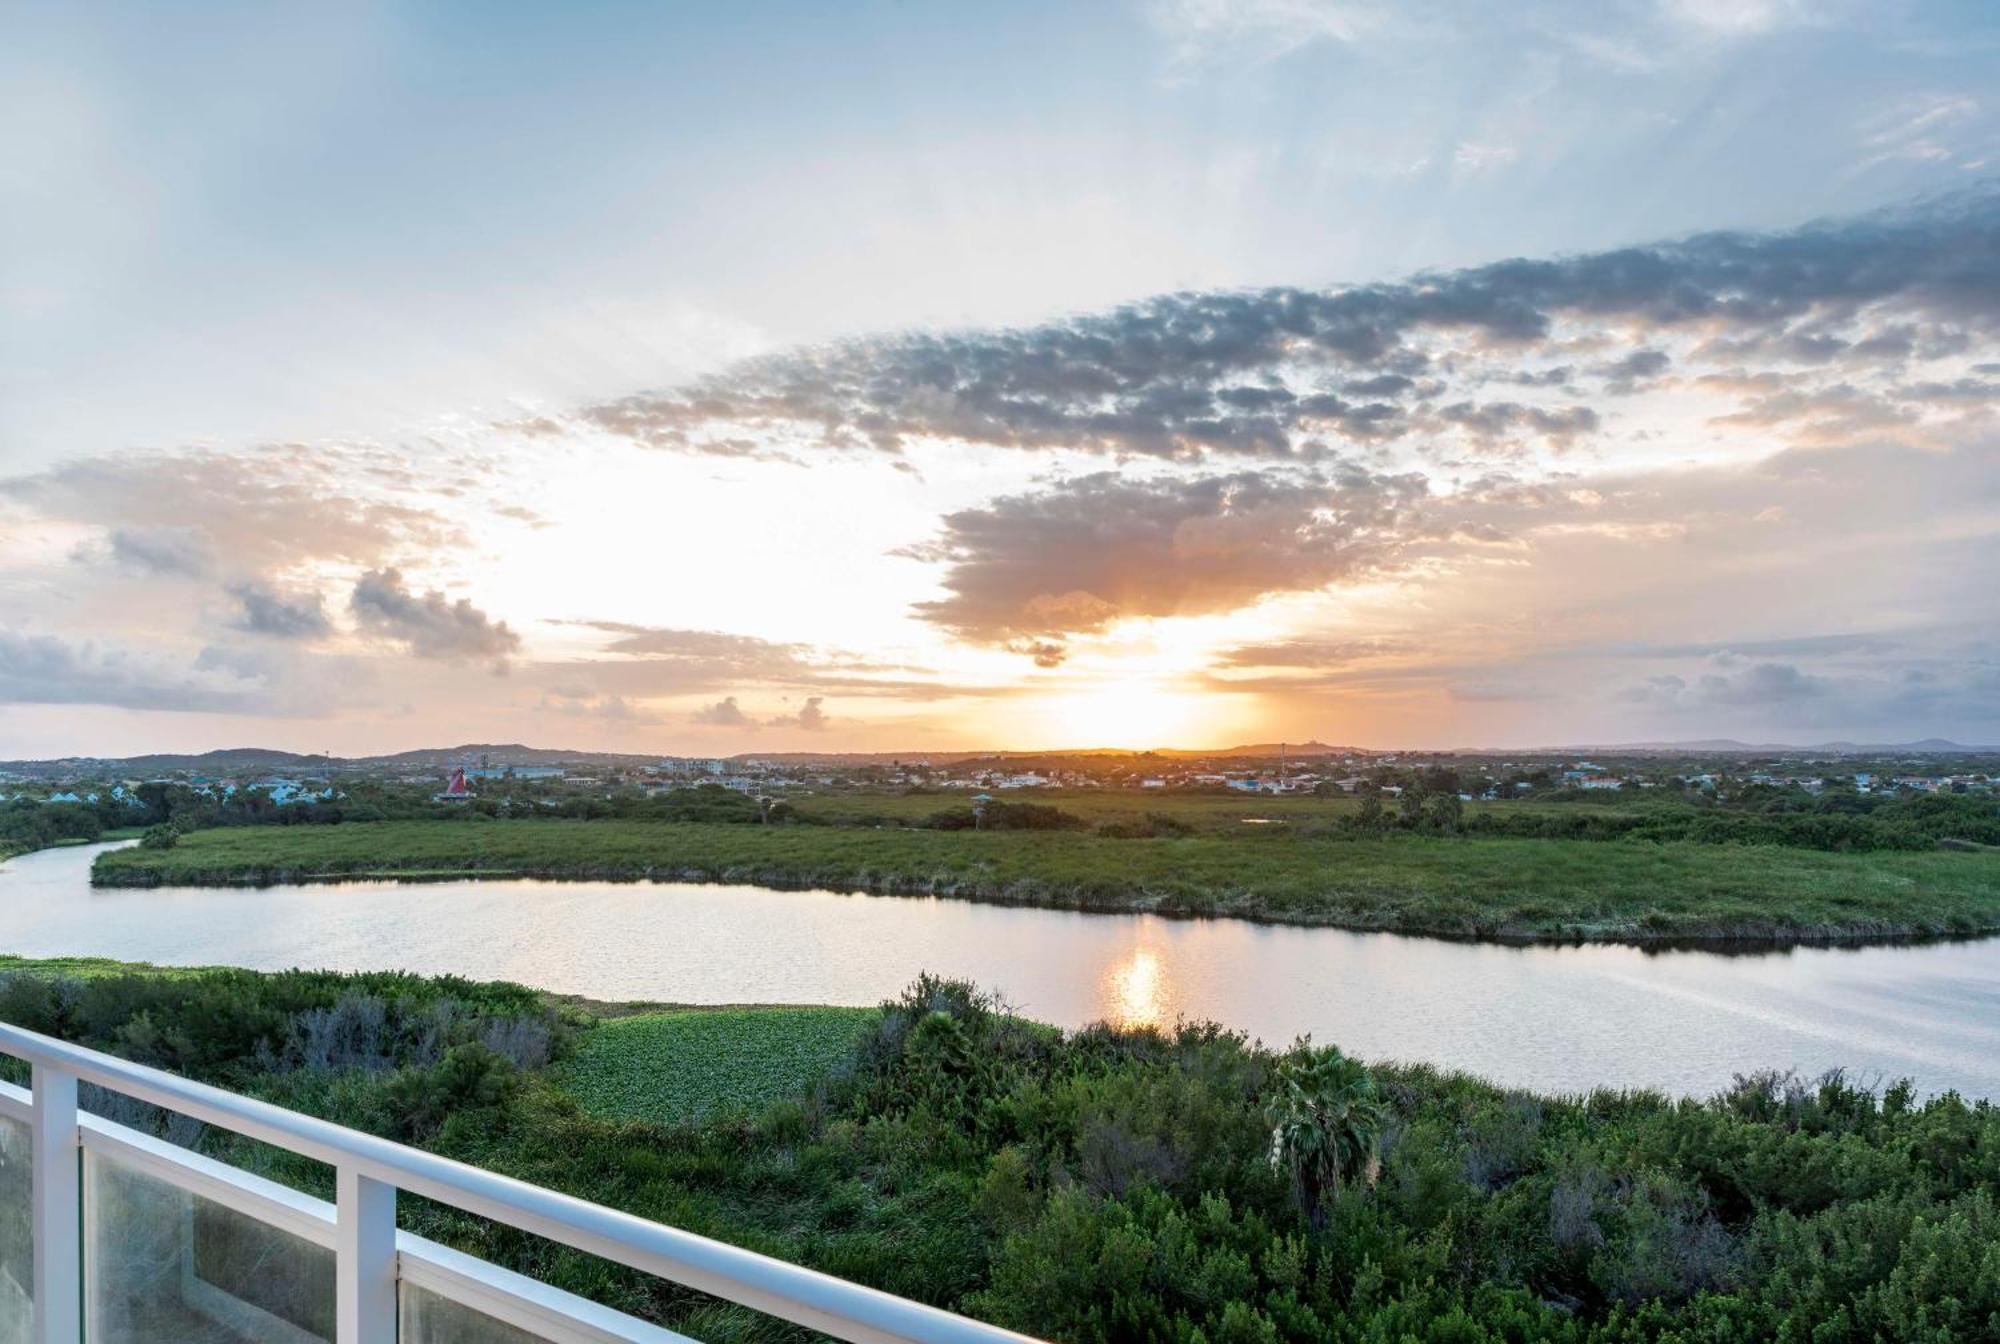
top-left (556, 621), bottom-right (923, 694)
top-left (1449, 680), bottom-right (1553, 702)
top-left (1004, 639), bottom-right (1069, 668)
top-left (565, 191), bottom-right (1998, 465)
top-left (103, 526), bottom-right (216, 578)
top-left (1596, 348), bottom-right (1672, 393)
top-left (1214, 637), bottom-right (1404, 668)
top-left (541, 688), bottom-right (658, 724)
top-left (1452, 142), bottom-right (1518, 173)
top-left (1579, 632), bottom-right (1906, 661)
top-left (1147, 0), bottom-right (1386, 66)
top-left (2, 451), bottom-right (456, 575)
top-left (1658, 0), bottom-right (1824, 36)
top-left (0, 630), bottom-right (266, 713)
top-left (1435, 401), bottom-right (1599, 447)
top-left (691, 696), bottom-right (752, 726)
top-left (768, 696), bottom-right (830, 731)
top-left (911, 466), bottom-right (1430, 653)
top-left (349, 569), bottom-right (520, 666)
top-left (688, 690), bottom-right (830, 732)
top-left (1620, 661), bottom-right (1839, 707)
top-left (228, 582), bottom-right (332, 640)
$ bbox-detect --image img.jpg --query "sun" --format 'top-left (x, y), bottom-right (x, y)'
top-left (1037, 678), bottom-right (1224, 750)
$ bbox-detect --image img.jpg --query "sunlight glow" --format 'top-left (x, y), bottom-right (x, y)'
top-left (1038, 681), bottom-right (1219, 750)
top-left (1103, 947), bottom-right (1172, 1031)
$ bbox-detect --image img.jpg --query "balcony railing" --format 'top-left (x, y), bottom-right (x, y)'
top-left (0, 1021), bottom-right (1042, 1344)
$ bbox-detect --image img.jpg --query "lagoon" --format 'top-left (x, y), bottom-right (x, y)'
top-left (7, 842), bottom-right (2000, 1099)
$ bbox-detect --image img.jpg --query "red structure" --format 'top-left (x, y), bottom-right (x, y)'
top-left (435, 767), bottom-right (474, 802)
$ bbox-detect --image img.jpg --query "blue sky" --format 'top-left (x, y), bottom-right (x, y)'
top-left (11, 0), bottom-right (1991, 458)
top-left (1, 1), bottom-right (1996, 753)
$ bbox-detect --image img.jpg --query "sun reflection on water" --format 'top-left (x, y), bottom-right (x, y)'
top-left (1104, 947), bottom-right (1173, 1029)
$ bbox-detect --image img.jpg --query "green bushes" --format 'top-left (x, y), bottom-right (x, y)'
top-left (138, 823), bottom-right (180, 850)
top-left (924, 802), bottom-right (1093, 832)
top-left (1455, 792), bottom-right (2000, 852)
top-left (2, 960), bottom-right (1996, 1341)
top-left (1095, 813), bottom-right (1196, 839)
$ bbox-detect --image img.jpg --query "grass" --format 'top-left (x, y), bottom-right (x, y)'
top-left (89, 817), bottom-right (2000, 945)
top-left (0, 953), bottom-right (219, 979)
top-left (555, 1007), bottom-right (880, 1125)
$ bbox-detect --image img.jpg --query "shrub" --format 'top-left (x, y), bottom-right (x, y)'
top-left (1095, 813), bottom-right (1196, 839)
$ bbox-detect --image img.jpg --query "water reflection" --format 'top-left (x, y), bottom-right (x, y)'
top-left (4, 843), bottom-right (1999, 1100)
top-left (1104, 948), bottom-right (1169, 1029)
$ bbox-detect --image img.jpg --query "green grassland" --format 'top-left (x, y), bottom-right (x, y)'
top-left (91, 816), bottom-right (2000, 944)
top-left (556, 1007), bottom-right (880, 1125)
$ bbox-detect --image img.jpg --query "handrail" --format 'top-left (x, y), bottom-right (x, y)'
top-left (0, 1020), bottom-right (1041, 1344)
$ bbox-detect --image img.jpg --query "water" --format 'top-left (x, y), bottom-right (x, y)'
top-left (5, 843), bottom-right (1999, 1099)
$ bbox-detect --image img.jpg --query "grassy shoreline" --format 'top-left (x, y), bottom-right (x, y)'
top-left (90, 818), bottom-right (2000, 947)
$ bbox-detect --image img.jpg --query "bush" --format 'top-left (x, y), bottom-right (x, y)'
top-left (923, 802), bottom-right (1090, 832)
top-left (1095, 813), bottom-right (1196, 839)
top-left (376, 1042), bottom-right (518, 1140)
top-left (139, 823), bottom-right (181, 851)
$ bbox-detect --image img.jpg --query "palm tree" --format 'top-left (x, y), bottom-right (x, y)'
top-left (1266, 1045), bottom-right (1386, 1225)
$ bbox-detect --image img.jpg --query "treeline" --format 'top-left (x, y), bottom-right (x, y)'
top-left (909, 792), bottom-right (2000, 851)
top-left (24, 780), bottom-right (1996, 857)
top-left (1454, 792), bottom-right (1999, 851)
top-left (0, 798), bottom-right (131, 856)
top-left (93, 780), bottom-right (777, 832)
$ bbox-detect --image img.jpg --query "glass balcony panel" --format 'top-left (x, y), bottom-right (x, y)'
top-left (400, 1281), bottom-right (555, 1343)
top-left (85, 1151), bottom-right (334, 1343)
top-left (0, 1114), bottom-right (29, 1344)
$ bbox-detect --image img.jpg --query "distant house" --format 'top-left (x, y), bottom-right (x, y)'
top-left (467, 765), bottom-right (565, 781)
top-left (434, 768), bottom-right (475, 803)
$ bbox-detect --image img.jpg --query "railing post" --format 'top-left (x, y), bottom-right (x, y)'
top-left (29, 1064), bottom-right (80, 1344)
top-left (336, 1167), bottom-right (397, 1342)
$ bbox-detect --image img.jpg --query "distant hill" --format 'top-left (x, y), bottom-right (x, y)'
top-left (12, 747), bottom-right (339, 775)
top-left (1472, 738), bottom-right (1994, 756)
top-left (4, 736), bottom-right (1988, 779)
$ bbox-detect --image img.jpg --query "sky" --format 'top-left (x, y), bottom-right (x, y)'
top-left (2, 0), bottom-right (1997, 757)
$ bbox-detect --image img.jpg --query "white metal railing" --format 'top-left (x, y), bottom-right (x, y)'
top-left (0, 1021), bottom-right (1042, 1344)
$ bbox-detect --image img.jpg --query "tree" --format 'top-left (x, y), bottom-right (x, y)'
top-left (1425, 790), bottom-right (1464, 834)
top-left (1265, 1045), bottom-right (1385, 1225)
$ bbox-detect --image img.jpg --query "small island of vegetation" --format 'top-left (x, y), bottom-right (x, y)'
top-left (86, 768), bottom-right (2000, 944)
